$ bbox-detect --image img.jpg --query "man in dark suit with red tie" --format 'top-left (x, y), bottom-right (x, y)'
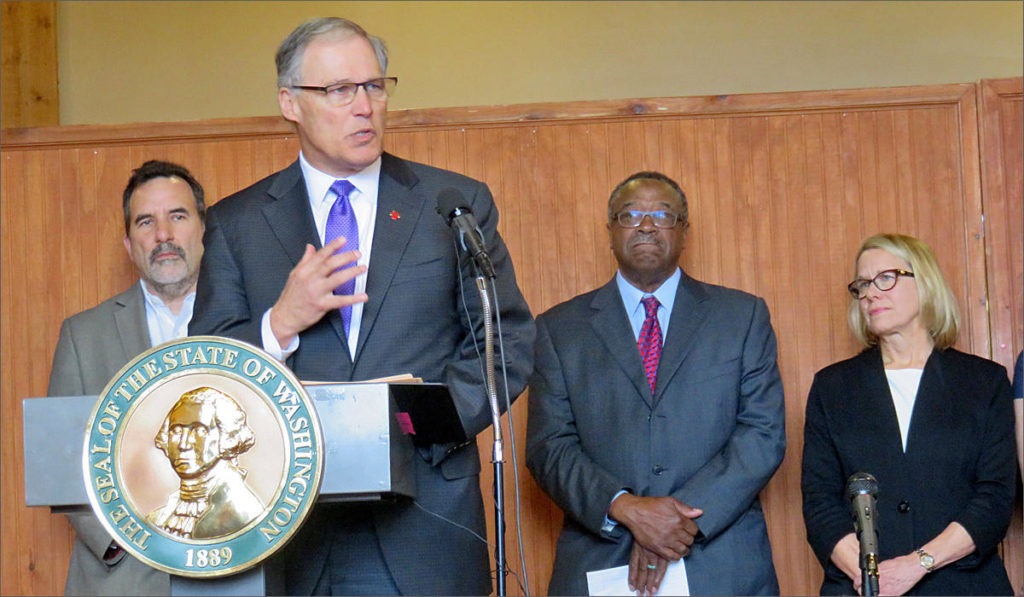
top-left (527, 171), bottom-right (786, 596)
top-left (188, 17), bottom-right (535, 596)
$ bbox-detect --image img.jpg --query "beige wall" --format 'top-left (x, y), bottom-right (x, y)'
top-left (58, 0), bottom-right (1022, 125)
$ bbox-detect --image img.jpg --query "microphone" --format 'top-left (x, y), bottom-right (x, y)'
top-left (436, 188), bottom-right (496, 279)
top-left (846, 472), bottom-right (880, 596)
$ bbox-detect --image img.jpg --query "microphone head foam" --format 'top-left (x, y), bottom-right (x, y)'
top-left (436, 187), bottom-right (469, 223)
top-left (846, 472), bottom-right (879, 500)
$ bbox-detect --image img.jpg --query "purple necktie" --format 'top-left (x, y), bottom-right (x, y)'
top-left (324, 179), bottom-right (359, 337)
top-left (638, 296), bottom-right (662, 396)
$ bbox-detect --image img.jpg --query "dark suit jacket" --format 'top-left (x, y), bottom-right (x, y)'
top-left (48, 283), bottom-right (170, 596)
top-left (188, 154), bottom-right (535, 595)
top-left (801, 346), bottom-right (1016, 596)
top-left (526, 273), bottom-right (786, 596)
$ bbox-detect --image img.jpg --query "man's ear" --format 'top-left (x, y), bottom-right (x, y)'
top-left (279, 87), bottom-right (299, 123)
top-left (123, 235), bottom-right (132, 257)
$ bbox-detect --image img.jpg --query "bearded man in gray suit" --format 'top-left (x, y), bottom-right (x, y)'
top-left (48, 160), bottom-right (206, 596)
top-left (188, 17), bottom-right (535, 596)
top-left (527, 171), bottom-right (786, 596)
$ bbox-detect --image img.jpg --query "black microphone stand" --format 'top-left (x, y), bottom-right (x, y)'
top-left (473, 274), bottom-right (507, 596)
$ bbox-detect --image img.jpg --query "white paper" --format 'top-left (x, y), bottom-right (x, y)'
top-left (586, 559), bottom-right (690, 596)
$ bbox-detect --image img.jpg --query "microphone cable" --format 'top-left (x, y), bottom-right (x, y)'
top-left (408, 229), bottom-right (531, 596)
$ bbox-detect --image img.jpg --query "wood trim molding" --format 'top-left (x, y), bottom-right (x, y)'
top-left (1, 83), bottom-right (975, 149)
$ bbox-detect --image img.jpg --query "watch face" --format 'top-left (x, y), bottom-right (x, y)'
top-left (920, 553), bottom-right (935, 569)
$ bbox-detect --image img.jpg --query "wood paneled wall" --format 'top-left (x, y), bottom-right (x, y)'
top-left (978, 78), bottom-right (1024, 374)
top-left (977, 77), bottom-right (1024, 592)
top-left (2, 80), bottom-right (1021, 596)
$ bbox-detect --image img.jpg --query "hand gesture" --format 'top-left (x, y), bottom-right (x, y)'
top-left (269, 237), bottom-right (367, 346)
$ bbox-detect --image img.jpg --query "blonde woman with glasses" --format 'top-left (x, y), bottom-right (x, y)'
top-left (802, 233), bottom-right (1016, 596)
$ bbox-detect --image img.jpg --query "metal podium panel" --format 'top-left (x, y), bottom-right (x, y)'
top-left (306, 383), bottom-right (416, 500)
top-left (23, 395), bottom-right (94, 508)
top-left (24, 383), bottom-right (415, 510)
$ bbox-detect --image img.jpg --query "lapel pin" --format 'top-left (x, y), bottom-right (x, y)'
top-left (389, 210), bottom-right (400, 220)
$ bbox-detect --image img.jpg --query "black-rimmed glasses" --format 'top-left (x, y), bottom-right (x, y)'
top-left (847, 269), bottom-right (915, 299)
top-left (291, 77), bottom-right (398, 107)
top-left (613, 210), bottom-right (682, 229)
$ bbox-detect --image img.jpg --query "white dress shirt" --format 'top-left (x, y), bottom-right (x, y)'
top-left (141, 280), bottom-right (196, 347)
top-left (885, 368), bottom-right (923, 452)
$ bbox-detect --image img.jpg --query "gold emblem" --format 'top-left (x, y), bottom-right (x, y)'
top-left (147, 387), bottom-right (266, 539)
top-left (83, 336), bottom-right (323, 577)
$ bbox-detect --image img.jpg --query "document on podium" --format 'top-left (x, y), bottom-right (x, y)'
top-left (586, 559), bottom-right (689, 596)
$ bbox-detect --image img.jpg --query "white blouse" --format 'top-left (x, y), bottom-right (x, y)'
top-left (885, 368), bottom-right (924, 452)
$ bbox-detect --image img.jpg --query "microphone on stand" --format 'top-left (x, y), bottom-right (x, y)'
top-left (436, 188), bottom-right (496, 279)
top-left (846, 472), bottom-right (880, 597)
top-left (436, 186), bottom-right (509, 594)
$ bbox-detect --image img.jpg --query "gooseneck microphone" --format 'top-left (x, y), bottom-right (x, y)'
top-left (436, 188), bottom-right (496, 279)
top-left (846, 472), bottom-right (880, 596)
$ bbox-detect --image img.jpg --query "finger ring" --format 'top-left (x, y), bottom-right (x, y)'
top-left (646, 564), bottom-right (657, 570)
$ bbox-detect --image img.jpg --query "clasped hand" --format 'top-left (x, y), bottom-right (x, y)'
top-left (842, 547), bottom-right (926, 596)
top-left (269, 237), bottom-right (368, 346)
top-left (609, 494), bottom-right (703, 596)
top-left (873, 554), bottom-right (927, 596)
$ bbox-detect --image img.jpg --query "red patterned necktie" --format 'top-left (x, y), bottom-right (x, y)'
top-left (638, 296), bottom-right (662, 396)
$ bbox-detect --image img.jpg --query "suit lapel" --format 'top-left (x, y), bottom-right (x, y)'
top-left (354, 154), bottom-right (423, 363)
top-left (855, 348), bottom-right (907, 457)
top-left (115, 283), bottom-right (153, 359)
top-left (652, 272), bottom-right (711, 406)
top-left (262, 161), bottom-right (321, 260)
top-left (588, 279), bottom-right (653, 408)
top-left (261, 161), bottom-right (352, 360)
top-left (904, 349), bottom-right (948, 458)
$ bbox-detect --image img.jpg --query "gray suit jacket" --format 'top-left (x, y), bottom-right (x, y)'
top-left (526, 273), bottom-right (786, 596)
top-left (48, 283), bottom-right (170, 596)
top-left (188, 154), bottom-right (535, 595)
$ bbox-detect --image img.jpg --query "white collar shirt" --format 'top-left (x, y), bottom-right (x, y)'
top-left (140, 280), bottom-right (196, 347)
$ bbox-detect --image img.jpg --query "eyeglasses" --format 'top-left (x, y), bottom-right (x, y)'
top-left (847, 269), bottom-right (915, 299)
top-left (291, 77), bottom-right (398, 107)
top-left (612, 210), bottom-right (682, 228)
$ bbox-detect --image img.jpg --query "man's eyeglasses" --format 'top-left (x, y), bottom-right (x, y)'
top-left (847, 269), bottom-right (915, 299)
top-left (291, 77), bottom-right (398, 107)
top-left (612, 210), bottom-right (682, 229)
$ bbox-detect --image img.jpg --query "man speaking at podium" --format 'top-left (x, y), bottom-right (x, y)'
top-left (188, 17), bottom-right (535, 596)
top-left (48, 160), bottom-right (206, 595)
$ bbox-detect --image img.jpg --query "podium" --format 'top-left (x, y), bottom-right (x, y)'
top-left (23, 382), bottom-right (463, 595)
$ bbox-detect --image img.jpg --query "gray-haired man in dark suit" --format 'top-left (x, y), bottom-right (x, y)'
top-left (188, 17), bottom-right (535, 596)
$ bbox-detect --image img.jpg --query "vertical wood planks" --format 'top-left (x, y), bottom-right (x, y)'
top-left (1, 82), bottom-right (1020, 595)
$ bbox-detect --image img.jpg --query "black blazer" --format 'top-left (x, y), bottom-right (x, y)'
top-left (802, 346), bottom-right (1016, 595)
top-left (189, 154), bottom-right (536, 595)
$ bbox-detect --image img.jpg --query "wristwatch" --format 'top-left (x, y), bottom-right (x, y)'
top-left (915, 548), bottom-right (935, 572)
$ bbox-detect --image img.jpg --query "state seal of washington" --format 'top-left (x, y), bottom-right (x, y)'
top-left (82, 336), bottom-right (324, 577)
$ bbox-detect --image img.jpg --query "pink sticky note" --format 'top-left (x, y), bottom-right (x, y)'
top-left (395, 412), bottom-right (415, 435)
